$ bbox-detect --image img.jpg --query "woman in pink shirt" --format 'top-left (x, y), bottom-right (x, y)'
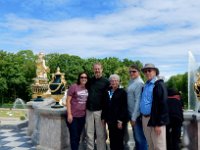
top-left (66, 72), bottom-right (89, 150)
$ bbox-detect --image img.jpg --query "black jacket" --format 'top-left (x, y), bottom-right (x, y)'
top-left (101, 88), bottom-right (129, 124)
top-left (148, 79), bottom-right (169, 126)
top-left (86, 76), bottom-right (110, 111)
top-left (167, 96), bottom-right (183, 123)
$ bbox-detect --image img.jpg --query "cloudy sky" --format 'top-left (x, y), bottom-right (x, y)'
top-left (0, 0), bottom-right (200, 79)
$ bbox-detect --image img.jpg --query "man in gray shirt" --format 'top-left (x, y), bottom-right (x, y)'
top-left (127, 65), bottom-right (147, 150)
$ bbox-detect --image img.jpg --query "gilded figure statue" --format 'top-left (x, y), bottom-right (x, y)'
top-left (194, 73), bottom-right (200, 100)
top-left (36, 52), bottom-right (50, 78)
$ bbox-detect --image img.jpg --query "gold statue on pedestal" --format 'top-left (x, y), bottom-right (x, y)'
top-left (31, 52), bottom-right (50, 101)
top-left (194, 73), bottom-right (200, 101)
top-left (194, 72), bottom-right (200, 112)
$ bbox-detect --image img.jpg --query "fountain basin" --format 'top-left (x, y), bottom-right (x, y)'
top-left (0, 108), bottom-right (28, 130)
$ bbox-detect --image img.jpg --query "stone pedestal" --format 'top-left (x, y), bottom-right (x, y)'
top-left (27, 101), bottom-right (35, 136)
top-left (182, 111), bottom-right (200, 150)
top-left (26, 98), bottom-right (55, 144)
top-left (36, 107), bottom-right (70, 150)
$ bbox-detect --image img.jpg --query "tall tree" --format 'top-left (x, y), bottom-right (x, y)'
top-left (0, 50), bottom-right (144, 104)
top-left (166, 73), bottom-right (188, 108)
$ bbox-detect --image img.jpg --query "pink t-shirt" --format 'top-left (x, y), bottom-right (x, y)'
top-left (67, 84), bottom-right (88, 117)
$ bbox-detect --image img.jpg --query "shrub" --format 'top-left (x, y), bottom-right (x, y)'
top-left (20, 116), bottom-right (26, 120)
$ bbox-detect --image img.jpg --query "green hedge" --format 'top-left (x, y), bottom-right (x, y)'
top-left (0, 103), bottom-right (27, 109)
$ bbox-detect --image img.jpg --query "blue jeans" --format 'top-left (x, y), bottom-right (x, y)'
top-left (67, 116), bottom-right (85, 150)
top-left (132, 116), bottom-right (147, 150)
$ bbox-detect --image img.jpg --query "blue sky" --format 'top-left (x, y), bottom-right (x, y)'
top-left (1, 0), bottom-right (200, 79)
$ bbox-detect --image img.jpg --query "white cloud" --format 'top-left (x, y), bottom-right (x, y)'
top-left (0, 0), bottom-right (200, 78)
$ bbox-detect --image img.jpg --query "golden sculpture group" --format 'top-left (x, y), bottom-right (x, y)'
top-left (194, 73), bottom-right (200, 101)
top-left (31, 52), bottom-right (66, 108)
top-left (31, 52), bottom-right (50, 101)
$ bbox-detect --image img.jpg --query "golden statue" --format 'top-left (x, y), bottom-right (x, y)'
top-left (194, 73), bottom-right (200, 101)
top-left (36, 52), bottom-right (50, 78)
top-left (31, 52), bottom-right (50, 101)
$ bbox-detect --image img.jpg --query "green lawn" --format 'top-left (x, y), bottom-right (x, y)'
top-left (0, 109), bottom-right (27, 119)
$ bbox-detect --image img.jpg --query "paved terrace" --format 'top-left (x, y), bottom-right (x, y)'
top-left (0, 118), bottom-right (135, 150)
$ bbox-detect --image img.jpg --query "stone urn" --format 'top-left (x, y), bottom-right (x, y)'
top-left (49, 67), bottom-right (66, 108)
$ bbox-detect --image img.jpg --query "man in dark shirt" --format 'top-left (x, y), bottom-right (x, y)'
top-left (86, 62), bottom-right (110, 150)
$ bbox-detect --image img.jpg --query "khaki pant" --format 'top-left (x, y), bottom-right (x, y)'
top-left (86, 110), bottom-right (106, 150)
top-left (142, 116), bottom-right (166, 150)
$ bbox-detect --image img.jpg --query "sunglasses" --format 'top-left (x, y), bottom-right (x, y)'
top-left (129, 70), bottom-right (137, 74)
top-left (144, 69), bottom-right (152, 73)
top-left (80, 76), bottom-right (87, 79)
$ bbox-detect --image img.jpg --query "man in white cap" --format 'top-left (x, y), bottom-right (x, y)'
top-left (140, 63), bottom-right (169, 150)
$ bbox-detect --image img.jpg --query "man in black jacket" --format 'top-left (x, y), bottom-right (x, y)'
top-left (85, 62), bottom-right (110, 150)
top-left (140, 63), bottom-right (169, 150)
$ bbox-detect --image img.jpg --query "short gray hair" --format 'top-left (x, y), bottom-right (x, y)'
top-left (109, 74), bottom-right (120, 81)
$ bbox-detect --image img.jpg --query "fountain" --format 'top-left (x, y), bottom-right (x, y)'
top-left (13, 98), bottom-right (26, 109)
top-left (182, 51), bottom-right (200, 150)
top-left (6, 98), bottom-right (26, 118)
top-left (0, 98), bottom-right (28, 129)
top-left (188, 51), bottom-right (199, 111)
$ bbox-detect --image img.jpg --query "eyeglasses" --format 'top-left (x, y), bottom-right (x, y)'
top-left (144, 69), bottom-right (152, 73)
top-left (129, 70), bottom-right (137, 74)
top-left (80, 76), bottom-right (87, 79)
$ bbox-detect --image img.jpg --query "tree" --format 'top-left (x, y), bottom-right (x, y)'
top-left (166, 73), bottom-right (188, 108)
top-left (115, 66), bottom-right (129, 88)
top-left (46, 53), bottom-right (85, 86)
top-left (0, 50), bottom-right (145, 104)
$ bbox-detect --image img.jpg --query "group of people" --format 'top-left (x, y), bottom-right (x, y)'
top-left (65, 62), bottom-right (183, 150)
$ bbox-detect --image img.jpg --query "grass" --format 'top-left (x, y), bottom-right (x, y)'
top-left (0, 104), bottom-right (13, 108)
top-left (0, 109), bottom-right (27, 118)
top-left (0, 104), bottom-right (27, 109)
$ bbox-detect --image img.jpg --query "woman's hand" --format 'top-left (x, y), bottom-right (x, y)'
top-left (67, 114), bottom-right (73, 124)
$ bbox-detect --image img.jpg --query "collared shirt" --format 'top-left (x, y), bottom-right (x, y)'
top-left (108, 89), bottom-right (114, 100)
top-left (140, 77), bottom-right (157, 115)
top-left (87, 76), bottom-right (110, 111)
top-left (127, 76), bottom-right (144, 121)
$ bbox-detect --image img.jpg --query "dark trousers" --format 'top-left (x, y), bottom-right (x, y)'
top-left (67, 116), bottom-right (85, 150)
top-left (108, 123), bottom-right (126, 150)
top-left (132, 117), bottom-right (148, 150)
top-left (166, 120), bottom-right (182, 150)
